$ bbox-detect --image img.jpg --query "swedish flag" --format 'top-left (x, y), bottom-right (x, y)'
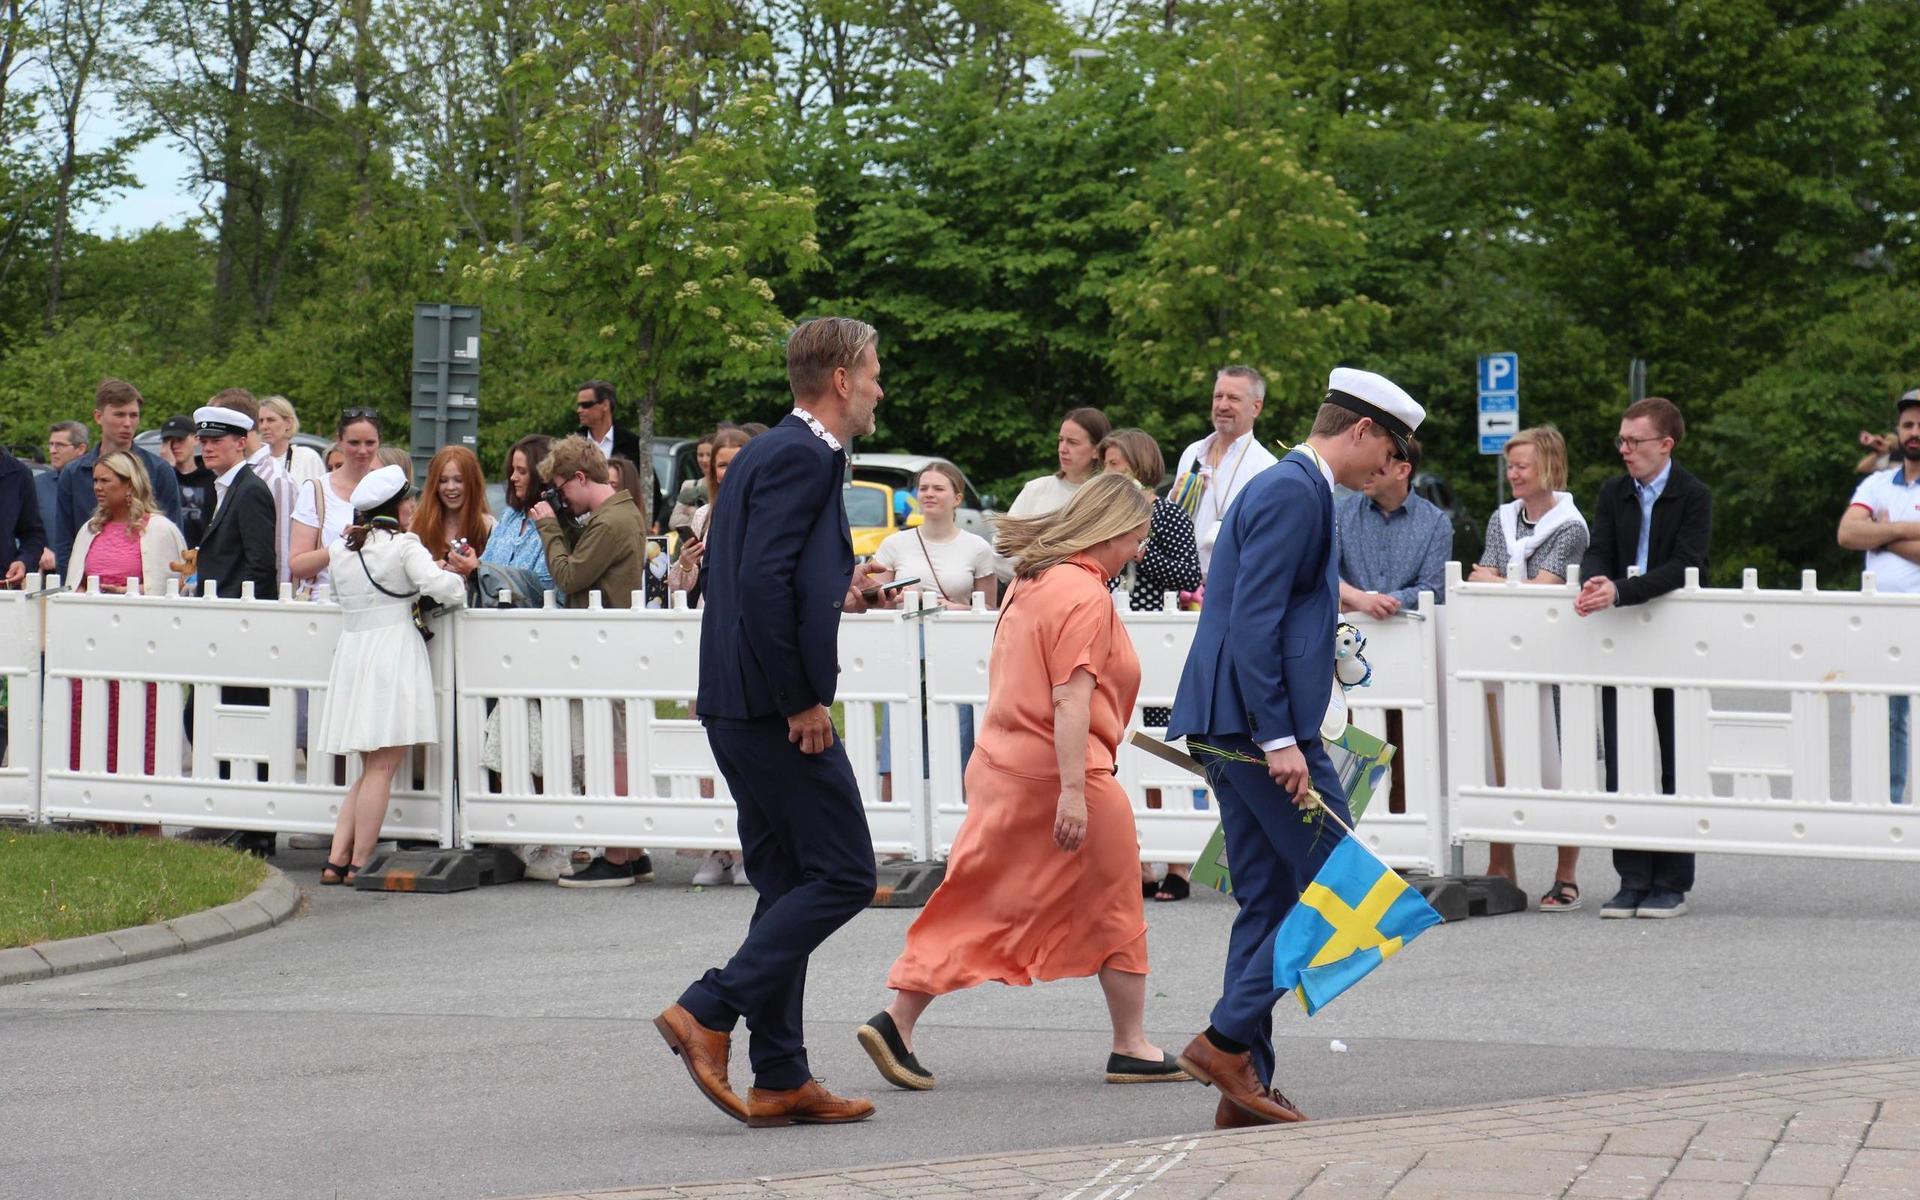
top-left (1269, 835), bottom-right (1442, 1015)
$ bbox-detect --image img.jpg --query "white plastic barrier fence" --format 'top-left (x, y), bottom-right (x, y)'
top-left (453, 594), bottom-right (929, 858)
top-left (38, 583), bottom-right (456, 843)
top-left (922, 596), bottom-right (1448, 872)
top-left (1445, 562), bottom-right (1920, 862)
top-left (0, 576), bottom-right (46, 820)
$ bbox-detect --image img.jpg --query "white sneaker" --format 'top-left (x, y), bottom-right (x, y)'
top-left (692, 851), bottom-right (733, 887)
top-left (731, 857), bottom-right (750, 887)
top-left (521, 845), bottom-right (574, 882)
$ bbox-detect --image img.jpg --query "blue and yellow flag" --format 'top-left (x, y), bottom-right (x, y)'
top-left (1269, 835), bottom-right (1442, 1015)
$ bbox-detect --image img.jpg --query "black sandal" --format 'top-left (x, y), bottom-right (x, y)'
top-left (1153, 874), bottom-right (1191, 902)
top-left (320, 861), bottom-right (350, 886)
top-left (1539, 879), bottom-right (1581, 912)
top-left (1142, 877), bottom-right (1162, 899)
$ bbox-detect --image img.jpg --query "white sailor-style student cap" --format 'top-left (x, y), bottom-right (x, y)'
top-left (350, 464), bottom-right (410, 512)
top-left (1324, 367), bottom-right (1425, 458)
top-left (193, 406), bottom-right (254, 438)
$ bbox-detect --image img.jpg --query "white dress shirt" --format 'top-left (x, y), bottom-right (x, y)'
top-left (1172, 428), bottom-right (1280, 574)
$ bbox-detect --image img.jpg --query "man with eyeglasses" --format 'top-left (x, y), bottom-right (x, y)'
top-left (35, 423), bottom-right (86, 572)
top-left (1574, 396), bottom-right (1713, 920)
top-left (574, 380), bottom-right (642, 471)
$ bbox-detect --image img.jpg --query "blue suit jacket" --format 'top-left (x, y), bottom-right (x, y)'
top-left (51, 444), bottom-right (183, 575)
top-left (1168, 449), bottom-right (1338, 747)
top-left (696, 414), bottom-right (854, 720)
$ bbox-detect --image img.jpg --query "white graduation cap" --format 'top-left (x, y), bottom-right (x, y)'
top-left (350, 464), bottom-right (409, 512)
top-left (1325, 367), bottom-right (1424, 457)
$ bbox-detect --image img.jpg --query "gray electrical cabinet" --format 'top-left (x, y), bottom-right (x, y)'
top-left (410, 303), bottom-right (482, 485)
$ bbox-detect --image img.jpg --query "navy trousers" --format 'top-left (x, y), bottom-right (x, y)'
top-left (1202, 733), bottom-right (1352, 1088)
top-left (678, 717), bottom-right (877, 1089)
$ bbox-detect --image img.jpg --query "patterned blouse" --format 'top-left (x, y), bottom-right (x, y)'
top-left (1108, 496), bottom-right (1205, 613)
top-left (482, 507), bottom-right (563, 605)
top-left (1480, 506), bottom-right (1590, 581)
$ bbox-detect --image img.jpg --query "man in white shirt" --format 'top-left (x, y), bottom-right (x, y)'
top-left (1837, 392), bottom-right (1920, 803)
top-left (1170, 366), bottom-right (1281, 574)
top-left (575, 379), bottom-right (642, 466)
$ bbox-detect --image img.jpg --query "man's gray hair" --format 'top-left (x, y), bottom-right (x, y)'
top-left (787, 317), bottom-right (879, 401)
top-left (1217, 365), bottom-right (1266, 402)
top-left (50, 420), bottom-right (88, 446)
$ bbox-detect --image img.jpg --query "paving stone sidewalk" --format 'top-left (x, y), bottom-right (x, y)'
top-left (526, 1059), bottom-right (1920, 1200)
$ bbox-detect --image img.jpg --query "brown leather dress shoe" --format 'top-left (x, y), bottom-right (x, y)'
top-left (1177, 1033), bottom-right (1308, 1125)
top-left (1214, 1087), bottom-right (1310, 1128)
top-left (654, 1004), bottom-right (748, 1124)
top-left (746, 1079), bottom-right (877, 1128)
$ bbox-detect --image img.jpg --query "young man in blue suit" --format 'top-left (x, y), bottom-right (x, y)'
top-left (656, 317), bottom-right (896, 1129)
top-left (1169, 368), bottom-right (1425, 1129)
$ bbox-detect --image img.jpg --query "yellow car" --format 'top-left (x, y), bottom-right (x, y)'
top-left (845, 479), bottom-right (921, 558)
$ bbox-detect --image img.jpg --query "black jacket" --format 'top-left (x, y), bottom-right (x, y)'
top-left (1577, 461), bottom-right (1712, 606)
top-left (578, 422), bottom-right (643, 467)
top-left (194, 465), bottom-right (278, 598)
top-left (174, 458), bottom-right (218, 548)
top-left (0, 451), bottom-right (47, 578)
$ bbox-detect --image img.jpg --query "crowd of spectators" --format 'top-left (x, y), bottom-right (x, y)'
top-left (21, 362), bottom-right (1920, 922)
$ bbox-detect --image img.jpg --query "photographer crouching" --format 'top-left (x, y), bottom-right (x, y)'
top-left (527, 434), bottom-right (653, 887)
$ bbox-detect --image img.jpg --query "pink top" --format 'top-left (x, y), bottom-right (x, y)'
top-left (82, 521), bottom-right (144, 589)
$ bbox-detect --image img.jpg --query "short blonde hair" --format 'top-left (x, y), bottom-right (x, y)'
top-left (539, 434), bottom-right (610, 485)
top-left (87, 452), bottom-right (158, 534)
top-left (786, 317), bottom-right (878, 402)
top-left (1504, 425), bottom-right (1568, 492)
top-left (995, 472), bottom-right (1152, 579)
top-left (259, 394), bottom-right (299, 435)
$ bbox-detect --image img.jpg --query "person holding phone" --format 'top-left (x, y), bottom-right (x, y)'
top-left (667, 427), bottom-right (751, 603)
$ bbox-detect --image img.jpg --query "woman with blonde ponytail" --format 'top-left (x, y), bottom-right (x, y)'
top-left (858, 474), bottom-right (1191, 1091)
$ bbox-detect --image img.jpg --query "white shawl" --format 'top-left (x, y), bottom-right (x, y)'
top-left (1497, 492), bottom-right (1586, 579)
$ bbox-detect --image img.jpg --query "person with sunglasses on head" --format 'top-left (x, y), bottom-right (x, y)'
top-left (290, 409), bottom-right (386, 595)
top-left (1573, 396), bottom-right (1712, 920)
top-left (574, 380), bottom-right (642, 467)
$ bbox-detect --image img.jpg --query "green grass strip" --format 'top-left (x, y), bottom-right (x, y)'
top-left (0, 829), bottom-right (269, 949)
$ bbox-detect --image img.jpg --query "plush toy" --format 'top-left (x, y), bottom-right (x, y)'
top-left (1320, 621), bottom-right (1374, 741)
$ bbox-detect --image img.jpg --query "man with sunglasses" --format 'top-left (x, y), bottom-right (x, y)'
top-left (574, 380), bottom-right (642, 470)
top-left (1574, 396), bottom-right (1712, 919)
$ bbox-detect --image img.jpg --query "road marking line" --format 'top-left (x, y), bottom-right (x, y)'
top-left (1064, 1137), bottom-right (1198, 1200)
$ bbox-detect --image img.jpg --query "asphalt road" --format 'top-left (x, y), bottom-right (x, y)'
top-left (5, 840), bottom-right (1920, 1200)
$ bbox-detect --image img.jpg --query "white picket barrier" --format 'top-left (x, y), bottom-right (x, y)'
top-left (453, 594), bottom-right (929, 858)
top-left (0, 577), bottom-right (46, 820)
top-left (1445, 562), bottom-right (1920, 862)
top-left (38, 583), bottom-right (456, 843)
top-left (923, 595), bottom-right (1449, 872)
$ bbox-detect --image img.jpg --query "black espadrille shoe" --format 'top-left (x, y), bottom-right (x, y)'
top-left (1105, 1051), bottom-right (1194, 1084)
top-left (855, 1011), bottom-right (936, 1091)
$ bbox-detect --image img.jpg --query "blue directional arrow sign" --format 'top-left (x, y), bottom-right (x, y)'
top-left (1478, 352), bottom-right (1519, 455)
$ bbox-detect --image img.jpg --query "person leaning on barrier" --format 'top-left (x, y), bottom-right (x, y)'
top-left (1574, 396), bottom-right (1712, 920)
top-left (64, 452), bottom-right (185, 830)
top-left (448, 433), bottom-right (558, 605)
top-left (290, 408), bottom-right (385, 597)
top-left (858, 474), bottom-right (1191, 1094)
top-left (1468, 425), bottom-right (1590, 910)
top-left (1835, 390), bottom-right (1920, 806)
top-left (1335, 434), bottom-right (1450, 618)
top-left (313, 465), bottom-right (467, 885)
top-left (526, 434), bottom-right (653, 889)
top-left (0, 445), bottom-right (46, 591)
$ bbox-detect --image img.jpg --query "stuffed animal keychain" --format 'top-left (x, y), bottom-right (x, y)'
top-left (1320, 621), bottom-right (1375, 741)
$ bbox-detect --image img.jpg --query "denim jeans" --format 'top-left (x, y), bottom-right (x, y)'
top-left (1891, 695), bottom-right (1910, 805)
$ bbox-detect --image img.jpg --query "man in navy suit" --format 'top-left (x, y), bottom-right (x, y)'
top-left (656, 317), bottom-right (895, 1129)
top-left (1169, 368), bottom-right (1424, 1129)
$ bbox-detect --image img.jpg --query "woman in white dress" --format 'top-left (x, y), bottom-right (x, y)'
top-left (317, 465), bottom-right (466, 884)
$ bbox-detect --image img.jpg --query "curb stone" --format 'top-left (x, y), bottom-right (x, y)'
top-left (0, 863), bottom-right (299, 987)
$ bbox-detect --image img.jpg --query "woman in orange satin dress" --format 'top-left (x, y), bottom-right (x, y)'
top-left (857, 474), bottom-right (1191, 1090)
